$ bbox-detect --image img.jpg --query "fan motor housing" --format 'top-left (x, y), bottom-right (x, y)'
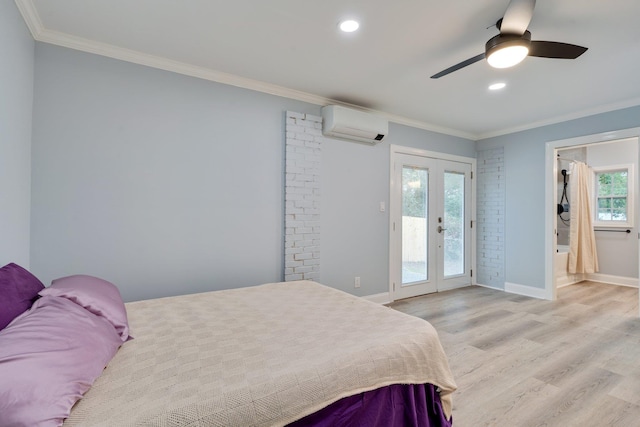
top-left (485, 30), bottom-right (532, 55)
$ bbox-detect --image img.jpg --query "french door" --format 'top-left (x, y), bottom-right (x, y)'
top-left (390, 151), bottom-right (473, 300)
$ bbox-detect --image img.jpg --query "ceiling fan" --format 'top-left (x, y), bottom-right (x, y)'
top-left (431, 0), bottom-right (588, 79)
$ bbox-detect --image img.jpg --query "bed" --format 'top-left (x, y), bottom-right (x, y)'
top-left (0, 264), bottom-right (456, 427)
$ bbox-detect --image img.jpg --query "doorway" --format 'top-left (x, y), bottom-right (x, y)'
top-left (389, 146), bottom-right (474, 301)
top-left (545, 127), bottom-right (640, 316)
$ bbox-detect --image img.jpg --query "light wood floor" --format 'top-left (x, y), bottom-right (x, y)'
top-left (390, 281), bottom-right (640, 427)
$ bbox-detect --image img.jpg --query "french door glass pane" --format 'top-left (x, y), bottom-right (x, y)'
top-left (402, 166), bottom-right (428, 284)
top-left (444, 171), bottom-right (464, 277)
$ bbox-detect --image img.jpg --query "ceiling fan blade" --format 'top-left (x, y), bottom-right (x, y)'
top-left (529, 41), bottom-right (588, 59)
top-left (500, 0), bottom-right (536, 35)
top-left (430, 53), bottom-right (486, 79)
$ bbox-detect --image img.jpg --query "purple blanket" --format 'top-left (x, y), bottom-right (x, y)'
top-left (288, 383), bottom-right (452, 427)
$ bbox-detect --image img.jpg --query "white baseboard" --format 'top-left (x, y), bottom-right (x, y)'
top-left (556, 273), bottom-right (584, 288)
top-left (475, 282), bottom-right (504, 292)
top-left (505, 282), bottom-right (551, 300)
top-left (585, 273), bottom-right (638, 288)
top-left (362, 292), bottom-right (391, 305)
top-left (557, 281), bottom-right (578, 289)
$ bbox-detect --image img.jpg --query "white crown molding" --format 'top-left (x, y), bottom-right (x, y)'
top-left (477, 96), bottom-right (640, 140)
top-left (15, 0), bottom-right (475, 141)
top-left (374, 111), bottom-right (475, 140)
top-left (36, 28), bottom-right (336, 108)
top-left (19, 0), bottom-right (638, 142)
top-left (14, 0), bottom-right (43, 38)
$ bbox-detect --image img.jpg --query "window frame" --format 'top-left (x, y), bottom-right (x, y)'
top-left (592, 163), bottom-right (634, 228)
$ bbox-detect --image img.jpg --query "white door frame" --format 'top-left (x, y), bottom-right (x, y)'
top-left (389, 145), bottom-right (476, 302)
top-left (544, 127), bottom-right (640, 315)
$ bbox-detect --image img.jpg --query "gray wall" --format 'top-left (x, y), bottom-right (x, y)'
top-left (321, 123), bottom-right (475, 297)
top-left (477, 106), bottom-right (640, 290)
top-left (20, 20), bottom-right (640, 300)
top-left (0, 2), bottom-right (34, 268)
top-left (31, 43), bottom-right (318, 301)
top-left (31, 43), bottom-right (475, 301)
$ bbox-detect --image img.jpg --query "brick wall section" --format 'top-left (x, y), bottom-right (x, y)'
top-left (476, 147), bottom-right (505, 288)
top-left (284, 111), bottom-right (322, 281)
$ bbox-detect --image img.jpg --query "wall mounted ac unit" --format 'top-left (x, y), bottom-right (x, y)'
top-left (321, 105), bottom-right (388, 144)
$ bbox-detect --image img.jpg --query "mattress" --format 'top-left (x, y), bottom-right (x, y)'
top-left (63, 281), bottom-right (456, 426)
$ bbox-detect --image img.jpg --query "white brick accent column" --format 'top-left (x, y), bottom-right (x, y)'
top-left (284, 111), bottom-right (323, 281)
top-left (476, 147), bottom-right (505, 288)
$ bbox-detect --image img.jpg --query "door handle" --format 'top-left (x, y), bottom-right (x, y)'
top-left (437, 225), bottom-right (446, 233)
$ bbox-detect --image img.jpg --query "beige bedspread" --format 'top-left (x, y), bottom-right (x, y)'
top-left (63, 281), bottom-right (456, 426)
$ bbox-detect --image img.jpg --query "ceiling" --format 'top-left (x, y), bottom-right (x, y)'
top-left (16, 0), bottom-right (640, 139)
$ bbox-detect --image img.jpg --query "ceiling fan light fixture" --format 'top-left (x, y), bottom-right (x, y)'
top-left (487, 45), bottom-right (529, 68)
top-left (485, 32), bottom-right (531, 69)
top-left (430, 3), bottom-right (588, 79)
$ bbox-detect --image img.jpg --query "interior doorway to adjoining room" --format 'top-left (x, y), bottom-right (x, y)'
top-left (545, 128), bottom-right (640, 316)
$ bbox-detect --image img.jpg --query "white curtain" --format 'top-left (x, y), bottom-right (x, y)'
top-left (568, 161), bottom-right (599, 274)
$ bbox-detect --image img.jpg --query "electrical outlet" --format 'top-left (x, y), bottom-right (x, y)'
top-left (354, 277), bottom-right (361, 288)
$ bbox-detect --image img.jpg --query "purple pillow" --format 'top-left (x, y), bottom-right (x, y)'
top-left (39, 275), bottom-right (130, 341)
top-left (0, 295), bottom-right (123, 426)
top-left (0, 263), bottom-right (45, 330)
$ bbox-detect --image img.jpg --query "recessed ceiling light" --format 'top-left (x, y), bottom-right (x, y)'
top-left (339, 20), bottom-right (360, 33)
top-left (489, 82), bottom-right (506, 91)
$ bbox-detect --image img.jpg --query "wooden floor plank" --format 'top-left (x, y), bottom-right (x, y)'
top-left (389, 281), bottom-right (640, 426)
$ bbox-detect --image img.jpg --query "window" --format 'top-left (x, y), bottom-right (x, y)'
top-left (593, 164), bottom-right (634, 227)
